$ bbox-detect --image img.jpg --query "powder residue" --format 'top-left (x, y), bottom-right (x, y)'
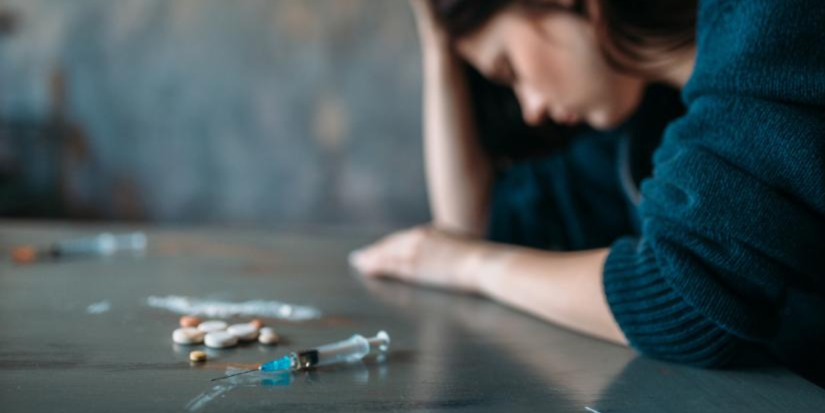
top-left (86, 300), bottom-right (111, 314)
top-left (146, 295), bottom-right (321, 321)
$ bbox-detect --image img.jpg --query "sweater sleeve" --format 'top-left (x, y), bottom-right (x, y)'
top-left (488, 129), bottom-right (636, 251)
top-left (603, 0), bottom-right (825, 367)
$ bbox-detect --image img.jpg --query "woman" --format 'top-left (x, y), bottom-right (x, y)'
top-left (350, 0), bottom-right (825, 382)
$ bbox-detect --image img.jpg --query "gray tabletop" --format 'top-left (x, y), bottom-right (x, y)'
top-left (1, 221), bottom-right (823, 412)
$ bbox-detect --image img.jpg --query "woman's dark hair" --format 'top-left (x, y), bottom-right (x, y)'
top-left (430, 0), bottom-right (697, 72)
top-left (596, 0), bottom-right (697, 72)
top-left (427, 0), bottom-right (695, 163)
top-left (430, 0), bottom-right (514, 39)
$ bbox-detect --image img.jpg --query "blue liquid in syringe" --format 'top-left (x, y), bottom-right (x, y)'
top-left (260, 356), bottom-right (292, 372)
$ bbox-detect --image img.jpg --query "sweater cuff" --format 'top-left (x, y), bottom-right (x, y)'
top-left (604, 237), bottom-right (741, 367)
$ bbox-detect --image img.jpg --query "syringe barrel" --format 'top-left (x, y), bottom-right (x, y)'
top-left (315, 335), bottom-right (370, 367)
top-left (314, 331), bottom-right (390, 367)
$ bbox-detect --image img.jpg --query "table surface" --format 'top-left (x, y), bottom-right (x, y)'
top-left (1, 221), bottom-right (824, 412)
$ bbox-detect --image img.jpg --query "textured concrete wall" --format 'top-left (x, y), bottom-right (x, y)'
top-left (0, 0), bottom-right (429, 225)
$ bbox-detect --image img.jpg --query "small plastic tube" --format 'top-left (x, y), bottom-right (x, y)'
top-left (56, 232), bottom-right (147, 256)
top-left (259, 331), bottom-right (390, 372)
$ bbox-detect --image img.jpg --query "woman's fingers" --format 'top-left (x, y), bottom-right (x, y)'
top-left (350, 227), bottom-right (428, 278)
top-left (349, 225), bottom-right (484, 295)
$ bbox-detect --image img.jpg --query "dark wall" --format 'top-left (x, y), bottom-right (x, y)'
top-left (0, 0), bottom-right (429, 226)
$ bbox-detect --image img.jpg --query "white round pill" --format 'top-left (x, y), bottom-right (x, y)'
top-left (197, 320), bottom-right (228, 333)
top-left (227, 323), bottom-right (258, 341)
top-left (173, 327), bottom-right (205, 345)
top-left (258, 327), bottom-right (279, 345)
top-left (204, 331), bottom-right (238, 349)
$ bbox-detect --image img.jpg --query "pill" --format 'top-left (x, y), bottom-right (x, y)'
top-left (250, 319), bottom-right (264, 329)
top-left (173, 327), bottom-right (205, 345)
top-left (198, 320), bottom-right (228, 333)
top-left (11, 246), bottom-right (37, 264)
top-left (227, 323), bottom-right (259, 341)
top-left (189, 350), bottom-right (207, 362)
top-left (180, 316), bottom-right (202, 328)
top-left (204, 331), bottom-right (238, 349)
top-left (258, 327), bottom-right (279, 345)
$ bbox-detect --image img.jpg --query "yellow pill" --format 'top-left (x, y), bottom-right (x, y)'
top-left (189, 351), bottom-right (207, 362)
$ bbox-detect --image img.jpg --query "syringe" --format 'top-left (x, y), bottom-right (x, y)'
top-left (210, 331), bottom-right (390, 381)
top-left (12, 232), bottom-right (147, 264)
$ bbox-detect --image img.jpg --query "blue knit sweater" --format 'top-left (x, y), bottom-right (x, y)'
top-left (603, 0), bottom-right (825, 372)
top-left (488, 0), bottom-right (825, 376)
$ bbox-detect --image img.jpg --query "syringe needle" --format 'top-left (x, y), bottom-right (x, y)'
top-left (210, 368), bottom-right (258, 382)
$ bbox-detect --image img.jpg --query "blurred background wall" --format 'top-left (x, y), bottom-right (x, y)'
top-left (0, 0), bottom-right (429, 227)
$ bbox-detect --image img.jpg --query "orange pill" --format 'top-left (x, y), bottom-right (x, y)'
top-left (249, 319), bottom-right (264, 329)
top-left (11, 246), bottom-right (37, 264)
top-left (180, 316), bottom-right (202, 328)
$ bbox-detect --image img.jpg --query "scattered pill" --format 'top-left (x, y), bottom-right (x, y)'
top-left (227, 323), bottom-right (259, 341)
top-left (189, 350), bottom-right (207, 362)
top-left (180, 315), bottom-right (202, 328)
top-left (249, 319), bottom-right (264, 329)
top-left (198, 320), bottom-right (228, 333)
top-left (173, 327), bottom-right (205, 345)
top-left (11, 246), bottom-right (37, 264)
top-left (258, 327), bottom-right (279, 345)
top-left (205, 331), bottom-right (238, 349)
top-left (259, 334), bottom-right (279, 345)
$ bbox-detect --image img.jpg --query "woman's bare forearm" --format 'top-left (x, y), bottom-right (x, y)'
top-left (414, 10), bottom-right (493, 237)
top-left (470, 244), bottom-right (629, 346)
top-left (354, 223), bottom-right (629, 346)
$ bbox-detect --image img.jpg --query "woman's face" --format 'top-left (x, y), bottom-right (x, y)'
top-left (455, 0), bottom-right (646, 130)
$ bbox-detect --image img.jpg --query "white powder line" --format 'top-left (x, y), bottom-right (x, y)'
top-left (86, 300), bottom-right (111, 314)
top-left (585, 406), bottom-right (603, 413)
top-left (146, 295), bottom-right (321, 321)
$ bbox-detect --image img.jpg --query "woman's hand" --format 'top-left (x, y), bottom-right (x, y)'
top-left (349, 225), bottom-right (484, 294)
top-left (351, 226), bottom-right (628, 345)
